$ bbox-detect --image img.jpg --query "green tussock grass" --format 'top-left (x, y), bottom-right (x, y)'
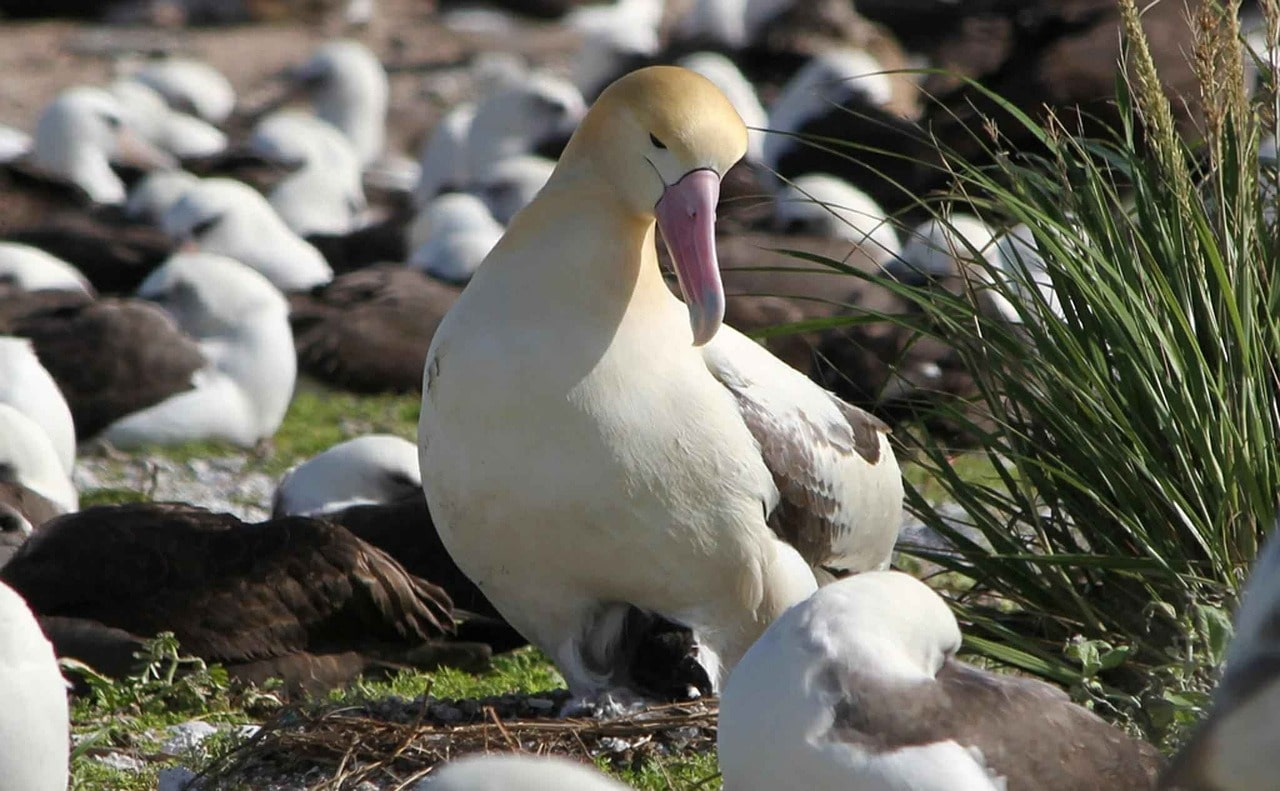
top-left (796, 0), bottom-right (1280, 748)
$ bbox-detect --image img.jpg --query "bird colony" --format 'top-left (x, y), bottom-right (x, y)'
top-left (0, 1), bottom-right (1267, 789)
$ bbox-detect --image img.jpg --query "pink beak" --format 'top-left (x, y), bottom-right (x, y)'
top-left (655, 168), bottom-right (724, 346)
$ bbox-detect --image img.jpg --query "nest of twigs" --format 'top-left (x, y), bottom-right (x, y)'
top-left (192, 690), bottom-right (719, 790)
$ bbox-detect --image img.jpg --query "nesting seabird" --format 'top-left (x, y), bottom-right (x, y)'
top-left (0, 242), bottom-right (93, 296)
top-left (414, 103), bottom-right (478, 206)
top-left (12, 252), bottom-right (295, 447)
top-left (0, 400), bottom-right (71, 566)
top-left (0, 337), bottom-right (76, 474)
top-left (128, 56), bottom-right (237, 125)
top-left (472, 156), bottom-right (556, 226)
top-left (419, 754), bottom-right (629, 790)
top-left (289, 265), bottom-right (459, 393)
top-left (162, 178), bottom-right (334, 291)
top-left (415, 72), bottom-right (584, 213)
top-left (407, 193), bottom-right (504, 284)
top-left (0, 580), bottom-right (69, 791)
top-left (419, 67), bottom-right (903, 700)
top-left (2, 217), bottom-right (177, 296)
top-left (992, 223), bottom-right (1064, 324)
top-left (0, 124), bottom-right (30, 163)
top-left (247, 111), bottom-right (366, 237)
top-left (719, 571), bottom-right (1164, 791)
top-left (886, 215), bottom-right (1001, 283)
top-left (568, 0), bottom-right (664, 98)
top-left (0, 403), bottom-right (77, 516)
top-left (0, 503), bottom-right (479, 694)
top-left (288, 40), bottom-right (388, 167)
top-left (775, 173), bottom-right (901, 260)
top-left (108, 79), bottom-right (227, 160)
top-left (28, 86), bottom-right (176, 205)
top-left (270, 434), bottom-right (526, 654)
top-left (123, 169), bottom-right (200, 226)
top-left (273, 434), bottom-right (421, 518)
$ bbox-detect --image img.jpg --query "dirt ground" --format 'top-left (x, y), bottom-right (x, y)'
top-left (0, 1), bottom-right (584, 158)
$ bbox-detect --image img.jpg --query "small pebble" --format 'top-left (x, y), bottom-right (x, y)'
top-left (158, 766), bottom-right (201, 791)
top-left (93, 752), bottom-right (146, 772)
top-left (161, 720), bottom-right (219, 755)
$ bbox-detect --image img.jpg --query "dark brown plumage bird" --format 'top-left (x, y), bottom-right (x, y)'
top-left (0, 503), bottom-right (481, 693)
top-left (3, 214), bottom-right (176, 296)
top-left (5, 297), bottom-right (204, 440)
top-left (289, 265), bottom-right (460, 394)
top-left (851, 0), bottom-right (1203, 211)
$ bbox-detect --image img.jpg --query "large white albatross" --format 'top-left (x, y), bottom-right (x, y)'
top-left (718, 572), bottom-right (1164, 791)
top-left (419, 66), bottom-right (903, 700)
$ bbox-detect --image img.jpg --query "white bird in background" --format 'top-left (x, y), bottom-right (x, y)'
top-left (569, 0), bottom-right (665, 98)
top-left (464, 73), bottom-right (585, 186)
top-left (31, 86), bottom-right (176, 204)
top-left (273, 434), bottom-right (421, 518)
top-left (0, 337), bottom-right (77, 476)
top-left (473, 156), bottom-right (556, 225)
top-left (99, 252), bottom-right (297, 449)
top-left (247, 111), bottom-right (366, 237)
top-left (414, 102), bottom-right (477, 207)
top-left (993, 222), bottom-right (1064, 323)
top-left (290, 39), bottom-right (389, 167)
top-left (407, 192), bottom-right (504, 284)
top-left (884, 215), bottom-right (1001, 282)
top-left (775, 173), bottom-right (901, 260)
top-left (0, 124), bottom-right (31, 163)
top-left (128, 56), bottom-right (237, 125)
top-left (419, 67), bottom-right (902, 706)
top-left (0, 580), bottom-right (69, 791)
top-left (0, 242), bottom-right (93, 295)
top-left (108, 79), bottom-right (227, 160)
top-left (123, 169), bottom-right (200, 226)
top-left (677, 52), bottom-right (769, 164)
top-left (764, 48), bottom-right (895, 174)
top-left (162, 178), bottom-right (333, 291)
top-left (0, 403), bottom-right (78, 516)
top-left (415, 72), bottom-right (584, 222)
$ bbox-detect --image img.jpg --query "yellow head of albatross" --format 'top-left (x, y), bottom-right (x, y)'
top-left (564, 66), bottom-right (748, 345)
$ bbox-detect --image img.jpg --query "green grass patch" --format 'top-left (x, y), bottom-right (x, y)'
top-left (108, 388), bottom-right (420, 477)
top-left (266, 388), bottom-right (420, 476)
top-left (326, 647), bottom-right (566, 705)
top-left (602, 752), bottom-right (721, 791)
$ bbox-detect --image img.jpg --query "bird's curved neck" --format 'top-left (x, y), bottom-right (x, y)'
top-left (483, 166), bottom-right (671, 317)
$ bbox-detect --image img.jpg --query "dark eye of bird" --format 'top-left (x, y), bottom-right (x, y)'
top-left (190, 214), bottom-right (221, 238)
top-left (649, 133), bottom-right (667, 150)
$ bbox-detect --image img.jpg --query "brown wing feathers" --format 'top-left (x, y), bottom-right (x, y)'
top-left (7, 299), bottom-right (205, 440)
top-left (0, 504), bottom-right (454, 673)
